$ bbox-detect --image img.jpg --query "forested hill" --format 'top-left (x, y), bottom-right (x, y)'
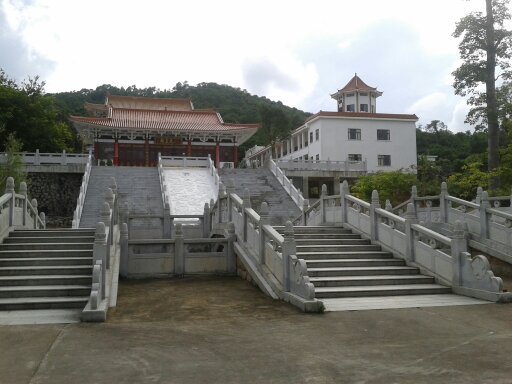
top-left (52, 82), bottom-right (312, 152)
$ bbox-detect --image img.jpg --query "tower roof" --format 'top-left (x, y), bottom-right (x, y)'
top-left (331, 74), bottom-right (382, 99)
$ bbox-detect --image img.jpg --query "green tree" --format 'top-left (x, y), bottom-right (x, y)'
top-left (452, 0), bottom-right (512, 183)
top-left (0, 128), bottom-right (26, 192)
top-left (351, 171), bottom-right (417, 206)
top-left (447, 161), bottom-right (496, 199)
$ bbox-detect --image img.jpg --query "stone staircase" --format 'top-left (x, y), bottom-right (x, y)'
top-left (80, 166), bottom-right (163, 228)
top-left (0, 229), bottom-right (95, 310)
top-left (219, 168), bottom-right (301, 225)
top-left (275, 225), bottom-right (451, 300)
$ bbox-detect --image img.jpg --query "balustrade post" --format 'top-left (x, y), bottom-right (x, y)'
top-left (5, 177), bottom-right (14, 227)
top-left (120, 223), bottom-right (129, 277)
top-left (93, 222), bottom-right (107, 299)
top-left (320, 184), bottom-right (328, 224)
top-left (163, 202), bottom-right (171, 238)
top-left (219, 184), bottom-right (227, 224)
top-left (203, 202), bottom-right (210, 238)
top-left (259, 202), bottom-right (270, 265)
top-left (19, 181), bottom-right (27, 227)
top-left (439, 182), bottom-right (448, 223)
top-left (100, 202), bottom-right (112, 269)
top-left (480, 191), bottom-right (490, 240)
top-left (35, 149), bottom-right (40, 165)
top-left (370, 190), bottom-right (381, 242)
top-left (227, 222), bottom-right (236, 273)
top-left (39, 212), bottom-right (45, 229)
top-left (175, 223), bottom-right (184, 275)
top-left (226, 182), bottom-right (234, 221)
top-left (242, 188), bottom-right (251, 242)
top-left (61, 150), bottom-right (67, 165)
top-left (451, 220), bottom-right (468, 287)
top-left (301, 199), bottom-right (309, 225)
top-left (31, 199), bottom-right (38, 229)
top-left (385, 199), bottom-right (392, 212)
top-left (476, 186), bottom-right (483, 205)
top-left (282, 221), bottom-right (296, 292)
top-left (340, 180), bottom-right (349, 224)
top-left (404, 203), bottom-right (417, 262)
top-left (411, 185), bottom-right (418, 213)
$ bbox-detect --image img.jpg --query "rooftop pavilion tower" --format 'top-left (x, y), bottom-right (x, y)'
top-left (330, 73), bottom-right (382, 113)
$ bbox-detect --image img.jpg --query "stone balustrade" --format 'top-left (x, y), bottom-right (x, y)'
top-left (0, 177), bottom-right (46, 242)
top-left (268, 158), bottom-right (306, 211)
top-left (72, 152), bottom-right (93, 228)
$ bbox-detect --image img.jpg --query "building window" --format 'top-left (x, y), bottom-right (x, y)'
top-left (346, 104), bottom-right (355, 112)
top-left (378, 155), bottom-right (391, 166)
top-left (360, 104), bottom-right (368, 112)
top-left (377, 129), bottom-right (390, 141)
top-left (348, 128), bottom-right (361, 140)
top-left (310, 132), bottom-right (313, 143)
top-left (360, 92), bottom-right (368, 96)
top-left (304, 154), bottom-right (309, 160)
top-left (315, 129), bottom-right (319, 141)
top-left (315, 154), bottom-right (320, 161)
top-left (346, 93), bottom-right (355, 97)
top-left (348, 154), bottom-right (362, 162)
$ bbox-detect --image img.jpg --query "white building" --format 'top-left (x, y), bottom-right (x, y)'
top-left (246, 74), bottom-right (418, 197)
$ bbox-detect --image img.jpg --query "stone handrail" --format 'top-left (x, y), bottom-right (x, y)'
top-left (160, 155), bottom-right (211, 168)
top-left (120, 223), bottom-right (236, 277)
top-left (157, 153), bottom-right (170, 212)
top-left (307, 180), bottom-right (509, 302)
top-left (268, 158), bottom-right (304, 210)
top-left (72, 151), bottom-right (93, 228)
top-left (0, 177), bottom-right (45, 242)
top-left (392, 183), bottom-right (512, 264)
top-left (277, 158), bottom-right (367, 173)
top-left (211, 186), bottom-right (322, 312)
top-left (81, 186), bottom-right (119, 322)
top-left (0, 149), bottom-right (90, 165)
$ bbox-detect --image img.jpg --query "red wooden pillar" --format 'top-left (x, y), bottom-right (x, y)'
top-left (113, 137), bottom-right (119, 166)
top-left (94, 139), bottom-right (99, 164)
top-left (187, 139), bottom-right (192, 157)
top-left (215, 141), bottom-right (220, 168)
top-left (144, 136), bottom-right (149, 167)
top-left (232, 145), bottom-right (238, 166)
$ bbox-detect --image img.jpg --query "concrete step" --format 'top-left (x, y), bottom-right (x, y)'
top-left (308, 266), bottom-right (419, 277)
top-left (0, 266), bottom-right (93, 276)
top-left (10, 230), bottom-right (95, 237)
top-left (295, 238), bottom-right (370, 245)
top-left (298, 251), bottom-right (393, 260)
top-left (305, 258), bottom-right (405, 268)
top-left (0, 275), bottom-right (92, 286)
top-left (293, 233), bottom-right (362, 240)
top-left (0, 296), bottom-right (89, 310)
top-left (314, 284), bottom-right (452, 299)
top-left (3, 236), bottom-right (95, 244)
top-left (0, 257), bottom-right (92, 267)
top-left (274, 226), bottom-right (351, 234)
top-left (0, 250), bottom-right (92, 258)
top-left (0, 285), bottom-right (91, 298)
top-left (0, 243), bottom-right (94, 251)
top-left (296, 244), bottom-right (382, 252)
top-left (309, 275), bottom-right (435, 287)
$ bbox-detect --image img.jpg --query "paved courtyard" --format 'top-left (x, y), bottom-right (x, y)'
top-left (2, 276), bottom-right (512, 384)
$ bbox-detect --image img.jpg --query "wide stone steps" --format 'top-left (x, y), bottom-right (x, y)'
top-left (0, 229), bottom-right (94, 311)
top-left (278, 225), bottom-right (451, 301)
top-left (219, 168), bottom-right (301, 225)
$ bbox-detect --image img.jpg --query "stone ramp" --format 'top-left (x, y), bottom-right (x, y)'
top-left (219, 168), bottom-right (301, 225)
top-left (80, 166), bottom-right (163, 229)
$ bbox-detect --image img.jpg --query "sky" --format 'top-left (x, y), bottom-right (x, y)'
top-left (0, 0), bottom-right (508, 132)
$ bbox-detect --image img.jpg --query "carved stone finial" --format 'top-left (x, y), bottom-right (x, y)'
top-left (260, 201), bottom-right (269, 216)
top-left (110, 177), bottom-right (117, 194)
top-left (303, 199), bottom-right (310, 210)
top-left (175, 223), bottom-right (183, 236)
top-left (101, 202), bottom-right (111, 216)
top-left (243, 188), bottom-right (251, 208)
top-left (5, 177), bottom-right (14, 194)
top-left (481, 190), bottom-right (489, 203)
top-left (210, 198), bottom-right (215, 208)
top-left (39, 212), bottom-right (45, 225)
top-left (105, 188), bottom-right (114, 205)
top-left (441, 181), bottom-right (448, 194)
top-left (19, 181), bottom-right (27, 196)
top-left (31, 198), bottom-right (38, 210)
top-left (411, 185), bottom-right (417, 198)
top-left (321, 184), bottom-right (328, 197)
top-left (121, 222), bottom-right (128, 237)
top-left (219, 183), bottom-right (226, 197)
top-left (95, 222), bottom-right (106, 242)
top-left (284, 220), bottom-right (294, 238)
top-left (385, 199), bottom-right (392, 211)
top-left (405, 203), bottom-right (416, 219)
top-left (342, 180), bottom-right (349, 194)
top-left (371, 190), bottom-right (380, 205)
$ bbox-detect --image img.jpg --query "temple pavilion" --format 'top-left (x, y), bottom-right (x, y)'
top-left (70, 95), bottom-right (259, 167)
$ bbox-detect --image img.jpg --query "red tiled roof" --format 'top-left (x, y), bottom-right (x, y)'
top-left (339, 74), bottom-right (378, 93)
top-left (306, 111), bottom-right (418, 122)
top-left (106, 95), bottom-right (193, 111)
top-left (70, 109), bottom-right (259, 132)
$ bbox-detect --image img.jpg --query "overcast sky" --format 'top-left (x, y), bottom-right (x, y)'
top-left (1, 0), bottom-right (508, 132)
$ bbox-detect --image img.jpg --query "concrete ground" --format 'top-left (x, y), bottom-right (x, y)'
top-left (2, 276), bottom-right (512, 384)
